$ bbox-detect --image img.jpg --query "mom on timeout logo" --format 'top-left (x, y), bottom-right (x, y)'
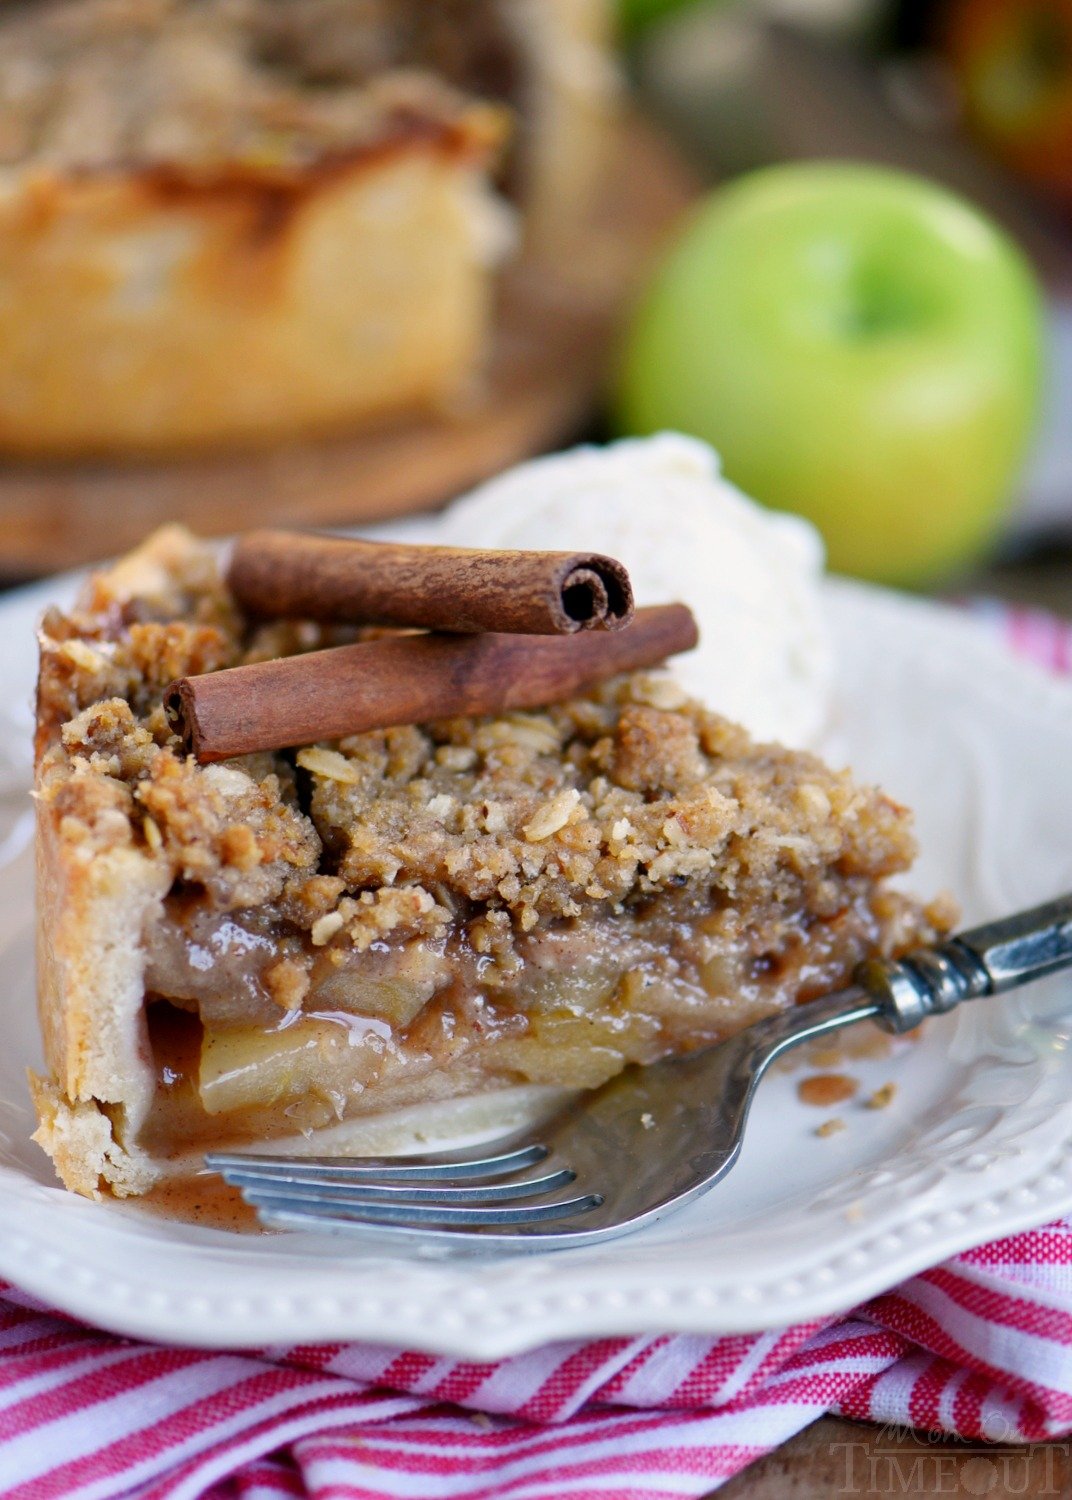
top-left (828, 1420), bottom-right (1070, 1495)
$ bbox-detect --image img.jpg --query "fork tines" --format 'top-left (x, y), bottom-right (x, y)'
top-left (206, 1144), bottom-right (548, 1182)
top-left (205, 1145), bottom-right (603, 1233)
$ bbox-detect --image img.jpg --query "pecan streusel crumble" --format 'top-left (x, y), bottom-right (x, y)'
top-left (31, 527), bottom-right (952, 1198)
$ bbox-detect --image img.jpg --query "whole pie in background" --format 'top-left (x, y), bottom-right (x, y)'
top-left (0, 0), bottom-right (617, 457)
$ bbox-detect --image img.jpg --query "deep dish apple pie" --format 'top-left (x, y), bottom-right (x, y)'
top-left (31, 527), bottom-right (951, 1198)
top-left (0, 0), bottom-right (616, 456)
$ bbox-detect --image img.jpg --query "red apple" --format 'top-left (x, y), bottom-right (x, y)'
top-left (945, 0), bottom-right (1072, 208)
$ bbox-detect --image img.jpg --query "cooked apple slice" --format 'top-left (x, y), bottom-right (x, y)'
top-left (199, 1016), bottom-right (392, 1116)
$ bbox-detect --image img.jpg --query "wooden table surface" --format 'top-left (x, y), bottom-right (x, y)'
top-left (718, 1414), bottom-right (1072, 1497)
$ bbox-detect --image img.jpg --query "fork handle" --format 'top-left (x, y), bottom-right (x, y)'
top-left (857, 893), bottom-right (1072, 1034)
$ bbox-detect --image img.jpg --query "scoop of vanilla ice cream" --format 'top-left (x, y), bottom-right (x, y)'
top-left (438, 434), bottom-right (833, 747)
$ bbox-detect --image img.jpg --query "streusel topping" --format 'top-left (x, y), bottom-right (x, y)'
top-left (0, 0), bottom-right (511, 171)
top-left (36, 529), bottom-right (920, 955)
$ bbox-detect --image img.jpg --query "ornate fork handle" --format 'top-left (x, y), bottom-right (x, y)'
top-left (859, 894), bottom-right (1072, 1034)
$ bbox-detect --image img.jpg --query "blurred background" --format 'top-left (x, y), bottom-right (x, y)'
top-left (0, 0), bottom-right (1069, 608)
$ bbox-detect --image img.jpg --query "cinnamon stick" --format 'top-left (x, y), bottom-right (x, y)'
top-left (228, 530), bottom-right (634, 635)
top-left (165, 604), bottom-right (698, 763)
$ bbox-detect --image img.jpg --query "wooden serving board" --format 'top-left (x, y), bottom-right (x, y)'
top-left (0, 117), bottom-right (697, 579)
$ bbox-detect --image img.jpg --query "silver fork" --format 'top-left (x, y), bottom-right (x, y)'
top-left (207, 894), bottom-right (1072, 1250)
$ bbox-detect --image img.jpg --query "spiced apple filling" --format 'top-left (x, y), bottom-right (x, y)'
top-left (31, 528), bottom-right (951, 1198)
top-left (137, 877), bottom-right (928, 1160)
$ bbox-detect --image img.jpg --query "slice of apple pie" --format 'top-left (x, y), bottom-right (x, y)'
top-left (31, 527), bottom-right (951, 1199)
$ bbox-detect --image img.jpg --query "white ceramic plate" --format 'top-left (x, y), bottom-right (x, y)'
top-left (1, 572), bottom-right (1071, 1356)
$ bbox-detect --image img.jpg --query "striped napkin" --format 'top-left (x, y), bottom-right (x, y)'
top-left (2, 599), bottom-right (1071, 1500)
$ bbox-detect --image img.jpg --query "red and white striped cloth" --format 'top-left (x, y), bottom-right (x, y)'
top-left (3, 599), bottom-right (1071, 1500)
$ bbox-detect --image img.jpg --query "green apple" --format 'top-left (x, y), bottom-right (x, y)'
top-left (613, 163), bottom-right (1045, 585)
